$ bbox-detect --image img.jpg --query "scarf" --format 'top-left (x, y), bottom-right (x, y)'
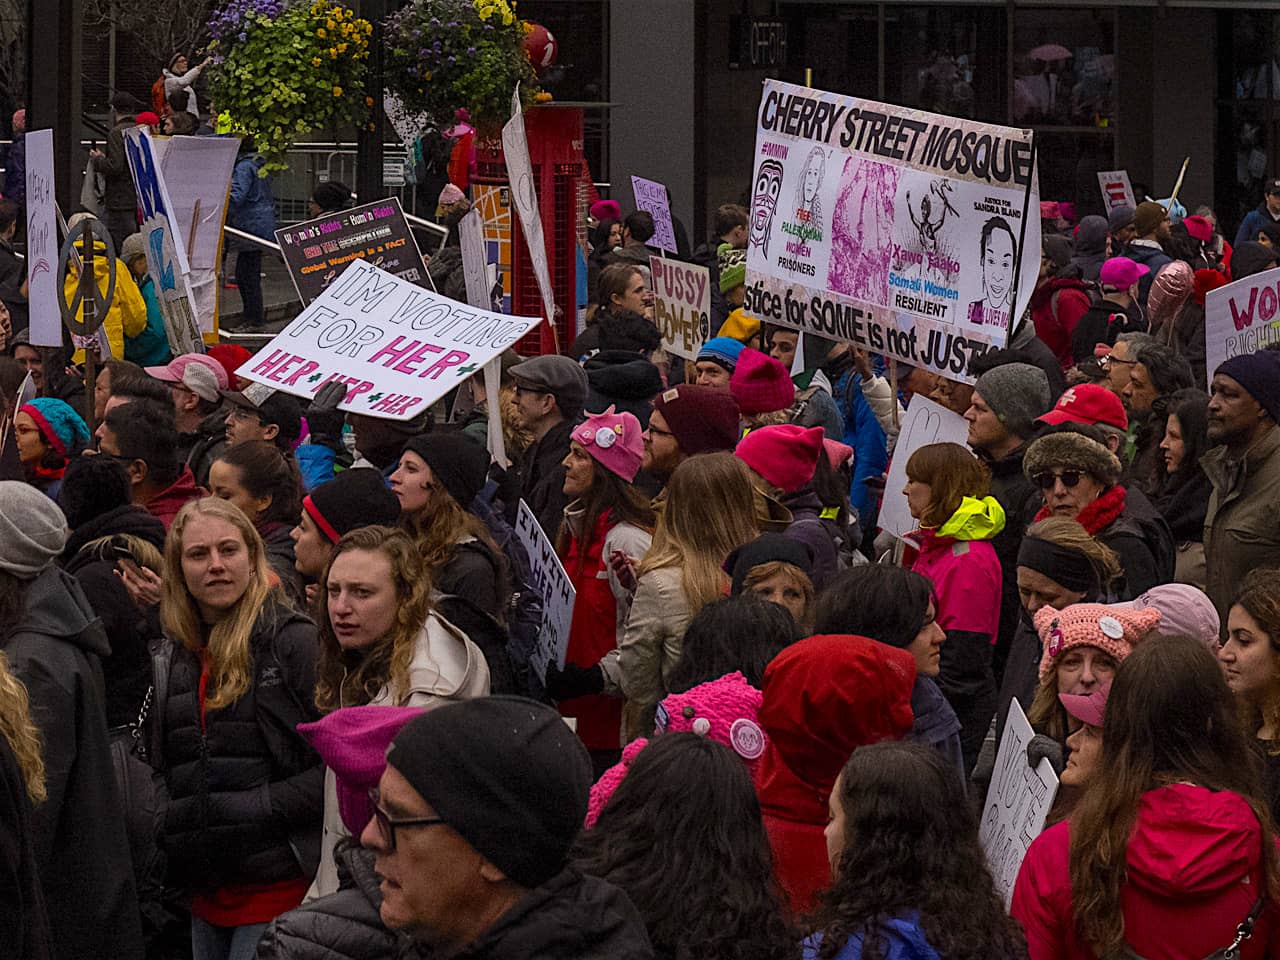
top-left (1034, 483), bottom-right (1126, 535)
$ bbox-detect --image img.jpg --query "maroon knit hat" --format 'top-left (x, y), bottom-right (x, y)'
top-left (652, 383), bottom-right (740, 454)
top-left (730, 348), bottom-right (795, 415)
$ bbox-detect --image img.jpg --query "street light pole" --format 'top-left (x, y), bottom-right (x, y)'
top-left (355, 0), bottom-right (389, 203)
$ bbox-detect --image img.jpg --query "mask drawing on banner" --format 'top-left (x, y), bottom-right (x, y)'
top-left (795, 146), bottom-right (826, 228)
top-left (966, 216), bottom-right (1017, 330)
top-left (830, 156), bottom-right (899, 304)
top-left (750, 159), bottom-right (784, 258)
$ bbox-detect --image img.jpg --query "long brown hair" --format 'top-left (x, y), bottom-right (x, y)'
top-left (905, 442), bottom-right (990, 528)
top-left (400, 488), bottom-right (508, 614)
top-left (1069, 635), bottom-right (1280, 955)
top-left (314, 526), bottom-right (431, 711)
top-left (554, 455), bottom-right (656, 567)
top-left (160, 498), bottom-right (273, 711)
top-left (1229, 568), bottom-right (1280, 752)
top-left (638, 453), bottom-right (759, 614)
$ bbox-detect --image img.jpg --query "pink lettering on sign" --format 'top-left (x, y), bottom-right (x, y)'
top-left (1230, 279), bottom-right (1280, 332)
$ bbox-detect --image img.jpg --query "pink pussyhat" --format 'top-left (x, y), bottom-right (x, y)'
top-left (571, 405), bottom-right (644, 482)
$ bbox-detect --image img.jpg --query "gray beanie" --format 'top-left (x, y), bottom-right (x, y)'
top-left (973, 363), bottom-right (1052, 441)
top-left (0, 481), bottom-right (68, 578)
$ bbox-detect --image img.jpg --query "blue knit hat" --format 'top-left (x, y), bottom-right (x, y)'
top-left (697, 336), bottom-right (746, 372)
top-left (20, 398), bottom-right (90, 460)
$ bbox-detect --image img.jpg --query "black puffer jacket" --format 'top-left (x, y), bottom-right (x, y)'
top-left (584, 351), bottom-right (662, 427)
top-left (159, 598), bottom-right (323, 893)
top-left (260, 521), bottom-right (305, 608)
top-left (981, 443), bottom-right (1040, 679)
top-left (2, 565), bottom-right (144, 960)
top-left (257, 845), bottom-right (410, 960)
top-left (61, 504), bottom-right (166, 727)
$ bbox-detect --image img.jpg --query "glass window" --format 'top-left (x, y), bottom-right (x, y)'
top-left (883, 7), bottom-right (1007, 125)
top-left (1012, 8), bottom-right (1115, 128)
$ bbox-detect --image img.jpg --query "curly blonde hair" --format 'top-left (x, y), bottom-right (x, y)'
top-left (160, 498), bottom-right (273, 711)
top-left (314, 526), bottom-right (432, 711)
top-left (0, 650), bottom-right (45, 804)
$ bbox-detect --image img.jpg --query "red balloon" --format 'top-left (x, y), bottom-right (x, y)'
top-left (524, 23), bottom-right (557, 70)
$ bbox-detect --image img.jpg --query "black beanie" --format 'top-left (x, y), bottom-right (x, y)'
top-left (303, 468), bottom-right (402, 543)
top-left (401, 433), bottom-right (489, 508)
top-left (386, 697), bottom-right (592, 889)
top-left (312, 180), bottom-right (352, 213)
top-left (727, 532), bottom-right (815, 596)
top-left (57, 453), bottom-right (133, 531)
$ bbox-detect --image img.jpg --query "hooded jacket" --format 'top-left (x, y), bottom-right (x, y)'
top-left (61, 503), bottom-right (166, 727)
top-left (1030, 278), bottom-right (1092, 370)
top-left (1124, 241), bottom-right (1173, 306)
top-left (1012, 784), bottom-right (1280, 960)
top-left (62, 238), bottom-right (147, 363)
top-left (780, 487), bottom-right (841, 591)
top-left (828, 360), bottom-right (889, 525)
top-left (180, 407), bottom-right (228, 488)
top-left (908, 497), bottom-right (1004, 770)
top-left (757, 635), bottom-right (916, 914)
top-left (1, 565), bottom-right (144, 960)
top-left (126, 272), bottom-right (173, 368)
top-left (1067, 216), bottom-right (1108, 282)
top-left (584, 352), bottom-right (662, 427)
top-left (804, 915), bottom-right (941, 960)
top-left (143, 465), bottom-right (205, 530)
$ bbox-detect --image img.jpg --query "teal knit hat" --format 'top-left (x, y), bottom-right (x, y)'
top-left (21, 398), bottom-right (90, 460)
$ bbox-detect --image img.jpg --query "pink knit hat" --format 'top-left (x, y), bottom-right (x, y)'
top-left (1034, 602), bottom-right (1161, 683)
top-left (589, 199), bottom-right (622, 223)
top-left (735, 424), bottom-right (824, 493)
top-left (585, 671), bottom-right (766, 827)
top-left (296, 705), bottom-right (425, 834)
top-left (570, 405), bottom-right (644, 482)
top-left (823, 438), bottom-right (854, 469)
top-left (730, 348), bottom-right (795, 415)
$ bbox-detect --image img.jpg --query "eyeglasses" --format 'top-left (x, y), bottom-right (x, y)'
top-left (226, 406), bottom-right (264, 424)
top-left (367, 789), bottom-right (446, 851)
top-left (1032, 470), bottom-right (1085, 490)
top-left (1102, 355), bottom-right (1136, 367)
top-left (645, 424), bottom-right (676, 439)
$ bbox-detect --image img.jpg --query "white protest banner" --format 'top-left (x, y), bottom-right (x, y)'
top-left (1205, 265), bottom-right (1280, 389)
top-left (24, 130), bottom-right (60, 346)
top-left (235, 259), bottom-right (540, 421)
top-left (980, 699), bottom-right (1059, 907)
top-left (879, 395), bottom-right (970, 540)
top-left (458, 209), bottom-right (509, 467)
top-left (745, 79), bottom-right (1040, 383)
top-left (123, 126), bottom-right (205, 353)
top-left (156, 134), bottom-right (240, 335)
top-left (649, 255), bottom-right (710, 360)
top-left (632, 176), bottom-right (678, 253)
top-left (502, 87), bottom-right (555, 331)
top-left (1096, 170), bottom-right (1136, 213)
top-left (513, 499), bottom-right (575, 681)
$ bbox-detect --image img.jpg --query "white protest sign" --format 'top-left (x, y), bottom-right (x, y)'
top-left (123, 126), bottom-right (205, 352)
top-left (513, 499), bottom-right (575, 681)
top-left (235, 259), bottom-right (540, 421)
top-left (24, 130), bottom-right (60, 346)
top-left (1205, 265), bottom-right (1280, 389)
top-left (649, 255), bottom-right (710, 360)
top-left (1096, 170), bottom-right (1136, 212)
top-left (502, 87), bottom-right (555, 329)
top-left (980, 699), bottom-right (1059, 907)
top-left (879, 395), bottom-right (970, 540)
top-left (458, 209), bottom-right (510, 467)
top-left (745, 80), bottom-right (1040, 384)
top-left (631, 176), bottom-right (678, 253)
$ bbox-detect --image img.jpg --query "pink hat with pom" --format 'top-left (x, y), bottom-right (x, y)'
top-left (1034, 602), bottom-right (1161, 683)
top-left (584, 671), bottom-right (766, 827)
top-left (296, 705), bottom-right (425, 835)
top-left (571, 405), bottom-right (644, 482)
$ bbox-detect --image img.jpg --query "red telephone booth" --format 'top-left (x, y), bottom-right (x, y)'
top-left (472, 105), bottom-right (591, 355)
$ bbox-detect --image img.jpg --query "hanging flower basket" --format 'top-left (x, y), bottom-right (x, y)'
top-left (383, 0), bottom-right (538, 139)
top-left (207, 0), bottom-right (373, 174)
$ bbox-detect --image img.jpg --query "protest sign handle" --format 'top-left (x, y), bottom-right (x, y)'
top-left (1004, 134), bottom-right (1038, 349)
top-left (187, 198), bottom-right (201, 259)
top-left (1168, 157), bottom-right (1190, 208)
top-left (888, 357), bottom-right (900, 431)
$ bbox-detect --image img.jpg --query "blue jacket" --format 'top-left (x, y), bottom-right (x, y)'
top-left (1235, 203), bottom-right (1280, 248)
top-left (296, 443), bottom-right (338, 491)
top-left (804, 915), bottom-right (940, 960)
top-left (831, 367), bottom-right (888, 526)
top-left (228, 153), bottom-right (276, 240)
top-left (125, 274), bottom-right (173, 367)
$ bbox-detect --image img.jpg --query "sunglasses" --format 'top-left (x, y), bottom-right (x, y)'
top-left (367, 788), bottom-right (446, 851)
top-left (1032, 470), bottom-right (1085, 490)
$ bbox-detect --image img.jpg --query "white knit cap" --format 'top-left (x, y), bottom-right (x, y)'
top-left (0, 481), bottom-right (68, 578)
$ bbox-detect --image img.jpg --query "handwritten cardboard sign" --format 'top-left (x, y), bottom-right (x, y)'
top-left (980, 699), bottom-right (1060, 907)
top-left (878, 395), bottom-right (971, 540)
top-left (649, 255), bottom-right (711, 360)
top-left (631, 176), bottom-right (678, 253)
top-left (235, 259), bottom-right (539, 421)
top-left (513, 499), bottom-right (576, 680)
top-left (24, 130), bottom-right (59, 346)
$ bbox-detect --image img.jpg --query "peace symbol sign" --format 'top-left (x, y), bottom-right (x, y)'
top-left (58, 217), bottom-right (117, 337)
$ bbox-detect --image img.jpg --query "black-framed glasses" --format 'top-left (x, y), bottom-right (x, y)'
top-left (367, 789), bottom-right (446, 851)
top-left (1032, 470), bottom-right (1085, 491)
top-left (645, 424), bottom-right (675, 439)
top-left (1103, 355), bottom-right (1136, 367)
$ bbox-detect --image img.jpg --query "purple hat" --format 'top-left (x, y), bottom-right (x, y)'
top-left (1110, 584), bottom-right (1221, 651)
top-left (571, 406), bottom-right (644, 482)
top-left (1100, 257), bottom-right (1150, 291)
top-left (1059, 685), bottom-right (1109, 729)
top-left (296, 705), bottom-right (424, 835)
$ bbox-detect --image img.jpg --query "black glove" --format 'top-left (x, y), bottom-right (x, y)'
top-left (305, 380), bottom-right (348, 450)
top-left (1026, 734), bottom-right (1065, 776)
top-left (544, 662), bottom-right (604, 701)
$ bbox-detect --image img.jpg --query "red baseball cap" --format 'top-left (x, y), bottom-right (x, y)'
top-left (1037, 384), bottom-right (1128, 431)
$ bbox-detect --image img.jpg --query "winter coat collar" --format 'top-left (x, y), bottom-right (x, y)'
top-left (1034, 483), bottom-right (1127, 533)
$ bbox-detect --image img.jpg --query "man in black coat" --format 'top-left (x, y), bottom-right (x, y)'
top-left (509, 355), bottom-right (589, 540)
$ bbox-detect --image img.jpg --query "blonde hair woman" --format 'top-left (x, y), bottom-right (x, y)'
top-left (614, 452), bottom-right (759, 739)
top-left (306, 525), bottom-right (489, 898)
top-left (0, 649), bottom-right (51, 956)
top-left (156, 497), bottom-right (323, 960)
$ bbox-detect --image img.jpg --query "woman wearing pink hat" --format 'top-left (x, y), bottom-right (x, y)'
top-left (543, 407), bottom-right (655, 771)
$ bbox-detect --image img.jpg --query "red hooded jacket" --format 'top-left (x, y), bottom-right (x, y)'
top-left (755, 634), bottom-right (916, 915)
top-left (1012, 784), bottom-right (1280, 960)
